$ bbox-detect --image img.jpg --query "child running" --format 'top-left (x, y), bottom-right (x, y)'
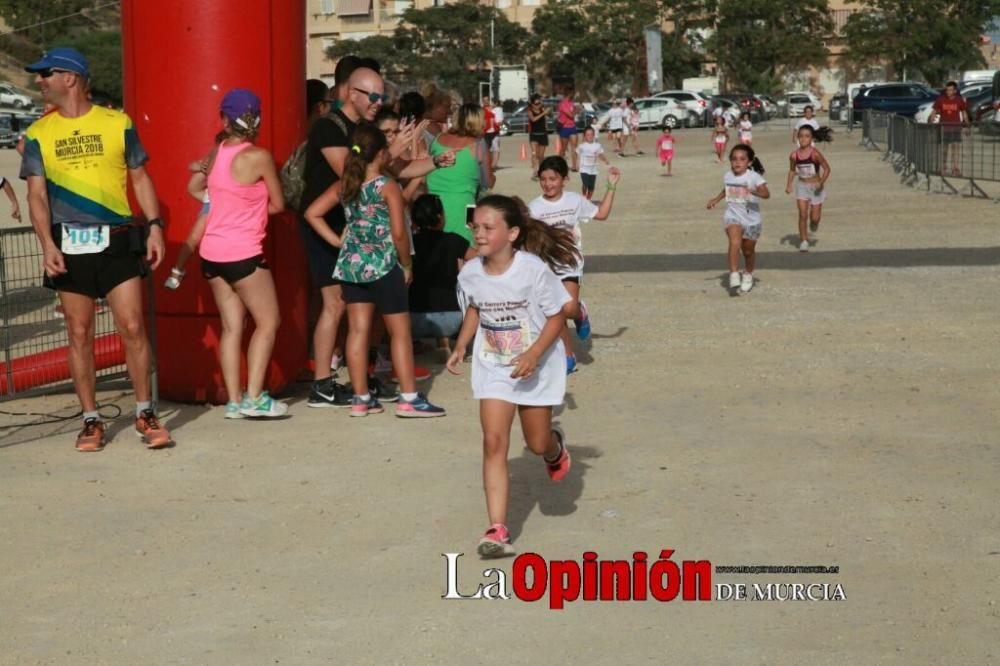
top-left (785, 124), bottom-right (832, 252)
top-left (711, 116), bottom-right (729, 162)
top-left (304, 124), bottom-right (445, 417)
top-left (656, 126), bottom-right (676, 176)
top-left (706, 144), bottom-right (770, 295)
top-left (446, 194), bottom-right (579, 558)
top-left (178, 89), bottom-right (288, 418)
top-left (574, 126), bottom-right (608, 199)
top-left (737, 112), bottom-right (753, 145)
top-left (529, 156), bottom-right (620, 374)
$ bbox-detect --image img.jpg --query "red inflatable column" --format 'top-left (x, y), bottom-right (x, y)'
top-left (121, 1), bottom-right (308, 403)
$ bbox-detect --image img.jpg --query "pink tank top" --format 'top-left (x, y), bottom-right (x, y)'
top-left (200, 141), bottom-right (269, 262)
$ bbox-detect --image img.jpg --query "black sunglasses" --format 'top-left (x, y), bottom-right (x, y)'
top-left (38, 68), bottom-right (74, 78)
top-left (353, 87), bottom-right (389, 104)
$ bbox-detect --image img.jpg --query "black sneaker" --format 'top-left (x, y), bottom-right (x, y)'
top-left (369, 375), bottom-right (400, 403)
top-left (307, 378), bottom-right (352, 408)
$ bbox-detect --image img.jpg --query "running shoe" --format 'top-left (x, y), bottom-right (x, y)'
top-left (740, 272), bottom-right (754, 293)
top-left (809, 221), bottom-right (819, 233)
top-left (135, 409), bottom-right (172, 449)
top-left (369, 375), bottom-right (400, 402)
top-left (566, 354), bottom-right (578, 375)
top-left (574, 301), bottom-right (591, 340)
top-left (395, 393), bottom-right (446, 418)
top-left (728, 271), bottom-right (741, 289)
top-left (307, 377), bottom-right (352, 408)
top-left (75, 417), bottom-right (106, 452)
top-left (239, 391), bottom-right (289, 418)
top-left (350, 394), bottom-right (384, 417)
top-left (798, 240), bottom-right (810, 253)
top-left (545, 426), bottom-right (571, 482)
top-left (224, 401), bottom-right (244, 419)
top-left (477, 523), bottom-right (515, 558)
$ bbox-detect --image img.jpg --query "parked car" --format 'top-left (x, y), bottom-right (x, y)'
top-left (652, 90), bottom-right (710, 126)
top-left (976, 98), bottom-right (1000, 135)
top-left (754, 94), bottom-right (779, 119)
top-left (0, 116), bottom-right (14, 148)
top-left (708, 97), bottom-right (742, 126)
top-left (0, 83), bottom-right (32, 109)
top-left (598, 97), bottom-right (690, 130)
top-left (786, 93), bottom-right (813, 117)
top-left (713, 93), bottom-right (765, 122)
top-left (786, 90), bottom-right (822, 110)
top-left (500, 104), bottom-right (529, 135)
top-left (851, 83), bottom-right (938, 120)
top-left (828, 93), bottom-right (849, 121)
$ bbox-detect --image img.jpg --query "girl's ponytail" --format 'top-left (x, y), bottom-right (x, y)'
top-left (341, 124), bottom-right (387, 202)
top-left (476, 194), bottom-right (580, 272)
top-left (813, 126), bottom-right (834, 143)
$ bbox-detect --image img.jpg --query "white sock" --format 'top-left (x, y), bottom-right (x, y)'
top-left (136, 401), bottom-right (151, 417)
top-left (83, 410), bottom-right (100, 422)
top-left (401, 392), bottom-right (418, 402)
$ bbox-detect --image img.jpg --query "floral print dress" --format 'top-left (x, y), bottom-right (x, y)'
top-left (333, 175), bottom-right (398, 283)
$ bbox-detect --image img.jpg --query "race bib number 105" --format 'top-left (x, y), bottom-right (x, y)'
top-left (480, 319), bottom-right (533, 366)
top-left (61, 223), bottom-right (110, 255)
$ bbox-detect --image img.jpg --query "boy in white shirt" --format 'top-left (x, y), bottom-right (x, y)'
top-left (574, 126), bottom-right (608, 199)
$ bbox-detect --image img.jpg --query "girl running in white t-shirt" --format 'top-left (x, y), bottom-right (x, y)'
top-left (707, 144), bottom-right (770, 294)
top-left (446, 194), bottom-right (579, 558)
top-left (711, 116), bottom-right (729, 162)
top-left (529, 156), bottom-right (620, 374)
top-left (785, 124), bottom-right (832, 252)
top-left (737, 112), bottom-right (753, 145)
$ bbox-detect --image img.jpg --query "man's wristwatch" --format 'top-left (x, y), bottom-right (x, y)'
top-left (148, 218), bottom-right (164, 229)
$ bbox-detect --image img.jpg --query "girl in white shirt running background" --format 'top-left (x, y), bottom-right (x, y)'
top-left (446, 194), bottom-right (579, 558)
top-left (528, 156), bottom-right (620, 374)
top-left (706, 144), bottom-right (770, 295)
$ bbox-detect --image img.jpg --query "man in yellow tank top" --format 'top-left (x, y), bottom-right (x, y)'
top-left (20, 47), bottom-right (173, 452)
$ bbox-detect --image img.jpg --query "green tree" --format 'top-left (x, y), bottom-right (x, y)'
top-left (327, 0), bottom-right (530, 100)
top-left (63, 30), bottom-right (122, 104)
top-left (843, 0), bottom-right (1000, 85)
top-left (708, 0), bottom-right (833, 92)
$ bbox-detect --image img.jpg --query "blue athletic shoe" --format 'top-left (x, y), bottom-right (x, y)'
top-left (395, 393), bottom-right (446, 418)
top-left (566, 355), bottom-right (578, 375)
top-left (574, 301), bottom-right (591, 340)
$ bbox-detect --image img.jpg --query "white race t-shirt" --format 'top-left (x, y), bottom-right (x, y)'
top-left (607, 107), bottom-right (624, 131)
top-left (795, 118), bottom-right (820, 132)
top-left (492, 106), bottom-right (504, 124)
top-left (459, 251), bottom-right (571, 406)
top-left (528, 191), bottom-right (599, 278)
top-left (722, 169), bottom-right (767, 226)
top-left (575, 141), bottom-right (604, 175)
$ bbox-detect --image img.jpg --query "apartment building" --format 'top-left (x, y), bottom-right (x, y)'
top-left (306, 0), bottom-right (543, 84)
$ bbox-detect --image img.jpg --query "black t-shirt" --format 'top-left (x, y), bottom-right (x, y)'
top-left (410, 229), bottom-right (470, 312)
top-left (300, 109), bottom-right (356, 230)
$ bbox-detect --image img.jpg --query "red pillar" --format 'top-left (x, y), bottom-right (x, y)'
top-left (121, 1), bottom-right (308, 403)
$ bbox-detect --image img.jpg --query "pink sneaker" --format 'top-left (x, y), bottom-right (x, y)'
top-left (545, 427), bottom-right (571, 482)
top-left (477, 523), bottom-right (515, 558)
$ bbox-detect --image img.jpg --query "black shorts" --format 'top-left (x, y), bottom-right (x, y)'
top-left (484, 133), bottom-right (497, 150)
top-left (300, 217), bottom-right (342, 288)
top-left (941, 128), bottom-right (963, 144)
top-left (529, 133), bottom-right (549, 147)
top-left (340, 265), bottom-right (408, 314)
top-left (580, 173), bottom-right (597, 191)
top-left (43, 224), bottom-right (147, 299)
top-left (201, 254), bottom-right (269, 285)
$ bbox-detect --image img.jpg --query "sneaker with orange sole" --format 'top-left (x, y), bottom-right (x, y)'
top-left (545, 427), bottom-right (571, 482)
top-left (75, 418), bottom-right (107, 452)
top-left (135, 409), bottom-right (172, 449)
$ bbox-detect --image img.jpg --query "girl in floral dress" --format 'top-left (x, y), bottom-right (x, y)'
top-left (304, 124), bottom-right (445, 418)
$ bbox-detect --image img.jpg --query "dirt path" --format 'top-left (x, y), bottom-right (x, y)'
top-left (1, 122), bottom-right (998, 664)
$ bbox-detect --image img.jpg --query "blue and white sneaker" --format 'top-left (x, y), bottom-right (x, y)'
top-left (224, 401), bottom-right (244, 419)
top-left (395, 393), bottom-right (446, 418)
top-left (574, 301), bottom-right (591, 340)
top-left (350, 394), bottom-right (384, 417)
top-left (566, 354), bottom-right (578, 375)
top-left (239, 391), bottom-right (289, 418)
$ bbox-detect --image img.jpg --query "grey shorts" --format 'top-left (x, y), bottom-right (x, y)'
top-left (795, 181), bottom-right (826, 205)
top-left (724, 215), bottom-right (762, 241)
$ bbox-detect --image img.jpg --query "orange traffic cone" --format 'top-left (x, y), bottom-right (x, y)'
top-left (519, 143), bottom-right (528, 161)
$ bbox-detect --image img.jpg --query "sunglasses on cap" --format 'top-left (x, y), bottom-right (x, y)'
top-left (38, 68), bottom-right (75, 78)
top-left (353, 87), bottom-right (389, 104)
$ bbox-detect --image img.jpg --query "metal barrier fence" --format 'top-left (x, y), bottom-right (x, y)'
top-left (0, 226), bottom-right (154, 402)
top-left (861, 109), bottom-right (1000, 198)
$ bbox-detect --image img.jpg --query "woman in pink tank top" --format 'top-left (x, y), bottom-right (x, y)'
top-left (176, 89), bottom-right (288, 419)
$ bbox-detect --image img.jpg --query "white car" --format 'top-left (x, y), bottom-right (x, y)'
top-left (786, 90), bottom-right (822, 111)
top-left (914, 102), bottom-right (935, 124)
top-left (599, 97), bottom-right (690, 129)
top-left (0, 84), bottom-right (32, 109)
top-left (652, 90), bottom-right (710, 125)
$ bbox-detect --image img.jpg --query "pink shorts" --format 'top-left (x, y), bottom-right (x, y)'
top-left (660, 150), bottom-right (674, 162)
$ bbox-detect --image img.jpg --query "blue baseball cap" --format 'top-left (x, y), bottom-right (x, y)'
top-left (25, 47), bottom-right (90, 78)
top-left (221, 88), bottom-right (261, 121)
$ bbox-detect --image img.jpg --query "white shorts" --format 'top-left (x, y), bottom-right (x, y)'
top-left (724, 214), bottom-right (762, 241)
top-left (795, 181), bottom-right (826, 205)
